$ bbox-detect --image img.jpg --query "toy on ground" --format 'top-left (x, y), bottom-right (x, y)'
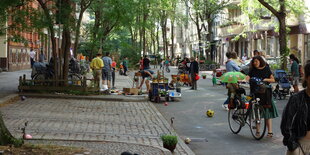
top-left (184, 137), bottom-right (191, 144)
top-left (206, 109), bottom-right (215, 117)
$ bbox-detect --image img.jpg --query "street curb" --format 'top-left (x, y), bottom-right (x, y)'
top-left (25, 139), bottom-right (172, 155)
top-left (148, 102), bottom-right (196, 155)
top-left (18, 93), bottom-right (148, 102)
top-left (0, 94), bottom-right (20, 107)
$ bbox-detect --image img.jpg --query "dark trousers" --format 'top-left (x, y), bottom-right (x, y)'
top-left (124, 66), bottom-right (128, 75)
top-left (112, 70), bottom-right (115, 87)
top-left (191, 73), bottom-right (197, 90)
top-left (30, 58), bottom-right (35, 68)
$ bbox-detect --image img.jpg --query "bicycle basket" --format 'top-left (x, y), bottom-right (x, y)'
top-left (255, 87), bottom-right (272, 108)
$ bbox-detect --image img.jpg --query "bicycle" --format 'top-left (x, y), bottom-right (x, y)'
top-left (228, 84), bottom-right (267, 140)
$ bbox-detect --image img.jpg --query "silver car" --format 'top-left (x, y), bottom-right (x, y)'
top-left (240, 57), bottom-right (284, 75)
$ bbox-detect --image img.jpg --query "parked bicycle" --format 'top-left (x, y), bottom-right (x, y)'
top-left (228, 82), bottom-right (267, 140)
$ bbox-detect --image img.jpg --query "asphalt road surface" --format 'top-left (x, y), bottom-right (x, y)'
top-left (153, 66), bottom-right (288, 155)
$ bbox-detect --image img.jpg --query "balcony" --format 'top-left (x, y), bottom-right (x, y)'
top-left (253, 18), bottom-right (274, 31)
top-left (218, 22), bottom-right (244, 37)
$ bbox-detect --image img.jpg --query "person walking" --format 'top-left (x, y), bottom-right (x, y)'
top-left (189, 57), bottom-right (199, 90)
top-left (90, 51), bottom-right (104, 90)
top-left (165, 57), bottom-right (170, 73)
top-left (102, 52), bottom-right (112, 91)
top-left (111, 56), bottom-right (117, 89)
top-left (123, 57), bottom-right (128, 76)
top-left (160, 59), bottom-right (164, 70)
top-left (29, 48), bottom-right (36, 68)
top-left (281, 61), bottom-right (310, 155)
top-left (246, 56), bottom-right (278, 138)
top-left (290, 54), bottom-right (300, 93)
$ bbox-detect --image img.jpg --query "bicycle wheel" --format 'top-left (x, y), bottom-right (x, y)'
top-left (249, 104), bottom-right (266, 140)
top-left (228, 108), bottom-right (244, 134)
top-left (209, 64), bottom-right (217, 70)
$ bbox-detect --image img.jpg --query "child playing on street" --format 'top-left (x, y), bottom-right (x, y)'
top-left (212, 69), bottom-right (217, 86)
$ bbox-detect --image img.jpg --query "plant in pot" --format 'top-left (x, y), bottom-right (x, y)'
top-left (202, 74), bottom-right (207, 79)
top-left (161, 134), bottom-right (178, 152)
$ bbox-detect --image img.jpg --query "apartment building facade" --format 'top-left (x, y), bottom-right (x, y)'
top-left (217, 0), bottom-right (310, 65)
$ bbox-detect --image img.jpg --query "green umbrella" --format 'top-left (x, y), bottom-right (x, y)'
top-left (219, 72), bottom-right (246, 83)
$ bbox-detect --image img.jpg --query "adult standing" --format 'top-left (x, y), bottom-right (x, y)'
top-left (189, 57), bottom-right (199, 90)
top-left (111, 56), bottom-right (117, 89)
top-left (290, 54), bottom-right (300, 93)
top-left (246, 56), bottom-right (278, 138)
top-left (39, 50), bottom-right (45, 63)
top-left (281, 61), bottom-right (310, 154)
top-left (123, 57), bottom-right (128, 76)
top-left (29, 48), bottom-right (36, 68)
top-left (226, 52), bottom-right (240, 72)
top-left (102, 52), bottom-right (112, 91)
top-left (90, 51), bottom-right (104, 90)
top-left (253, 49), bottom-right (259, 57)
top-left (143, 55), bottom-right (150, 70)
top-left (242, 53), bottom-right (248, 62)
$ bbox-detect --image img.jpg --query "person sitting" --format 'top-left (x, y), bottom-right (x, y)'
top-left (137, 70), bottom-right (153, 92)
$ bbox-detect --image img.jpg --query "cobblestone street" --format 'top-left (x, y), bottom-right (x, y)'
top-left (0, 98), bottom-right (194, 154)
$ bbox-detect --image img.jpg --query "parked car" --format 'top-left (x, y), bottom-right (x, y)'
top-left (240, 57), bottom-right (286, 75)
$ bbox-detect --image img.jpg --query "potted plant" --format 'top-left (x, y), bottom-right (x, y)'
top-left (161, 134), bottom-right (178, 152)
top-left (202, 74), bottom-right (207, 79)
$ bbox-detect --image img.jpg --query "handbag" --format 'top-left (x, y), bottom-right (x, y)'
top-left (195, 73), bottom-right (200, 81)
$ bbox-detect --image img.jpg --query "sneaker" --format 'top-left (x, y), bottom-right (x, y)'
top-left (222, 104), bottom-right (228, 110)
top-left (100, 89), bottom-right (105, 92)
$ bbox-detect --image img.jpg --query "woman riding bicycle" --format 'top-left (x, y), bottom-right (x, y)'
top-left (245, 55), bottom-right (278, 138)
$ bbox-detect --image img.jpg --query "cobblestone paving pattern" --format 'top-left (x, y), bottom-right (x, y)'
top-left (0, 98), bottom-right (193, 154)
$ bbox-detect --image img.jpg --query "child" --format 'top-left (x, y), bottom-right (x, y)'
top-left (212, 69), bottom-right (217, 86)
top-left (222, 83), bottom-right (239, 110)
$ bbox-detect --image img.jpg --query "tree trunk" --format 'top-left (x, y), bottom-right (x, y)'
top-left (0, 113), bottom-right (22, 146)
top-left (156, 25), bottom-right (160, 56)
top-left (73, 8), bottom-right (86, 58)
top-left (195, 15), bottom-right (203, 59)
top-left (278, 14), bottom-right (287, 69)
top-left (37, 0), bottom-right (58, 80)
top-left (90, 10), bottom-right (101, 60)
top-left (207, 19), bottom-right (213, 61)
top-left (171, 20), bottom-right (175, 59)
top-left (62, 26), bottom-right (71, 82)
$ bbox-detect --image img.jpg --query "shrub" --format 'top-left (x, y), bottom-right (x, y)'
top-left (160, 134), bottom-right (178, 146)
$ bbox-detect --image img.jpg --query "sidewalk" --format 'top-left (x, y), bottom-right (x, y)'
top-left (0, 70), bottom-right (195, 155)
